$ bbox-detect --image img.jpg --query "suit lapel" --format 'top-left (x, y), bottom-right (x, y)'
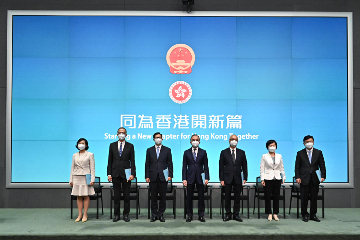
top-left (195, 148), bottom-right (202, 162)
top-left (235, 148), bottom-right (241, 165)
top-left (76, 151), bottom-right (88, 167)
top-left (121, 141), bottom-right (127, 154)
top-left (152, 146), bottom-right (158, 161)
top-left (189, 148), bottom-right (195, 163)
top-left (302, 149), bottom-right (311, 166)
top-left (310, 148), bottom-right (318, 166)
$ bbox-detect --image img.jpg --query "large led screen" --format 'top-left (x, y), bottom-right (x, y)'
top-left (9, 13), bottom-right (350, 184)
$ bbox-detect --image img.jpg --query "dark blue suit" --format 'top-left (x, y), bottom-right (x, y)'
top-left (182, 147), bottom-right (209, 217)
top-left (145, 145), bottom-right (173, 217)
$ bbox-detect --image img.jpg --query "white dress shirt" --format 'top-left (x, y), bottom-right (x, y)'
top-left (118, 140), bottom-right (125, 151)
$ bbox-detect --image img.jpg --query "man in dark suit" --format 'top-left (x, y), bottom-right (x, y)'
top-left (145, 132), bottom-right (173, 222)
top-left (182, 134), bottom-right (209, 222)
top-left (295, 135), bottom-right (326, 222)
top-left (219, 134), bottom-right (248, 222)
top-left (107, 127), bottom-right (136, 222)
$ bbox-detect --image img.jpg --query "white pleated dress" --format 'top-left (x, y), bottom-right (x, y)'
top-left (71, 175), bottom-right (95, 196)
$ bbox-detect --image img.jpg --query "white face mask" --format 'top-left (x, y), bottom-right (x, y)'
top-left (191, 141), bottom-right (199, 148)
top-left (230, 140), bottom-right (238, 147)
top-left (155, 138), bottom-right (162, 145)
top-left (305, 142), bottom-right (313, 149)
top-left (268, 146), bottom-right (276, 152)
top-left (78, 144), bottom-right (85, 151)
top-left (118, 133), bottom-right (126, 141)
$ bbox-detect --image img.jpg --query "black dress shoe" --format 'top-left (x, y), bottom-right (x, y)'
top-left (123, 215), bottom-right (130, 222)
top-left (223, 215), bottom-right (231, 222)
top-left (159, 215), bottom-right (165, 222)
top-left (186, 216), bottom-right (193, 222)
top-left (150, 215), bottom-right (157, 222)
top-left (302, 215), bottom-right (309, 222)
top-left (310, 215), bottom-right (321, 222)
top-left (198, 216), bottom-right (206, 222)
top-left (233, 216), bottom-right (243, 222)
top-left (113, 215), bottom-right (120, 222)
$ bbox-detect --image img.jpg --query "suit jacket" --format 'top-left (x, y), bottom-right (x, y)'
top-left (219, 147), bottom-right (248, 185)
top-left (107, 141), bottom-right (136, 178)
top-left (295, 148), bottom-right (326, 185)
top-left (69, 151), bottom-right (95, 183)
top-left (145, 145), bottom-right (173, 182)
top-left (182, 147), bottom-right (210, 185)
top-left (260, 153), bottom-right (286, 181)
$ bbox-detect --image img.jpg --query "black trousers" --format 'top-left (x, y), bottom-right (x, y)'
top-left (300, 175), bottom-right (319, 217)
top-left (149, 175), bottom-right (167, 217)
top-left (224, 177), bottom-right (242, 217)
top-left (113, 176), bottom-right (131, 216)
top-left (187, 181), bottom-right (205, 217)
top-left (264, 179), bottom-right (281, 214)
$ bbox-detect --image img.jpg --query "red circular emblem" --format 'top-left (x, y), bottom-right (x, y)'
top-left (166, 44), bottom-right (195, 74)
top-left (169, 81), bottom-right (192, 104)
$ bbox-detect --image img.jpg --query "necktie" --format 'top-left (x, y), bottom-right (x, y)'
top-left (157, 147), bottom-right (160, 159)
top-left (119, 143), bottom-right (123, 157)
top-left (193, 149), bottom-right (196, 161)
top-left (232, 149), bottom-right (235, 164)
top-left (308, 150), bottom-right (312, 164)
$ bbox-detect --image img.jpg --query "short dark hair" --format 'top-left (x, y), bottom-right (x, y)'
top-left (303, 135), bottom-right (314, 142)
top-left (153, 132), bottom-right (162, 139)
top-left (118, 127), bottom-right (127, 133)
top-left (76, 138), bottom-right (89, 150)
top-left (266, 140), bottom-right (277, 149)
top-left (190, 134), bottom-right (200, 141)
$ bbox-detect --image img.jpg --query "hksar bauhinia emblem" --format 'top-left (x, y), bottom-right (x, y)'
top-left (169, 81), bottom-right (192, 104)
top-left (166, 44), bottom-right (195, 74)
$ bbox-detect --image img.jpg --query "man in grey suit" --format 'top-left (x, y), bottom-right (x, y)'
top-left (107, 127), bottom-right (136, 223)
top-left (295, 135), bottom-right (326, 222)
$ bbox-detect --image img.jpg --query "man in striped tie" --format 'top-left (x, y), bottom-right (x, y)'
top-left (219, 134), bottom-right (248, 222)
top-left (182, 134), bottom-right (210, 222)
top-left (295, 135), bottom-right (326, 222)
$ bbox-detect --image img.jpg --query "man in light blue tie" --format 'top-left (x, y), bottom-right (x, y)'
top-left (295, 135), bottom-right (326, 222)
top-left (182, 134), bottom-right (209, 222)
top-left (107, 127), bottom-right (136, 223)
top-left (145, 132), bottom-right (173, 222)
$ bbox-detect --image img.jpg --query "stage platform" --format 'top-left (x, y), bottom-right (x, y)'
top-left (0, 208), bottom-right (359, 240)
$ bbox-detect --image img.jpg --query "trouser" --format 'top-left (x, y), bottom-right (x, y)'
top-left (187, 181), bottom-right (205, 217)
top-left (113, 176), bottom-right (131, 216)
top-left (224, 177), bottom-right (242, 217)
top-left (149, 174), bottom-right (167, 217)
top-left (300, 176), bottom-right (319, 217)
top-left (264, 179), bottom-right (281, 214)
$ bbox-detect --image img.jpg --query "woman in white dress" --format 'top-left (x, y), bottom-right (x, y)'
top-left (70, 138), bottom-right (95, 222)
